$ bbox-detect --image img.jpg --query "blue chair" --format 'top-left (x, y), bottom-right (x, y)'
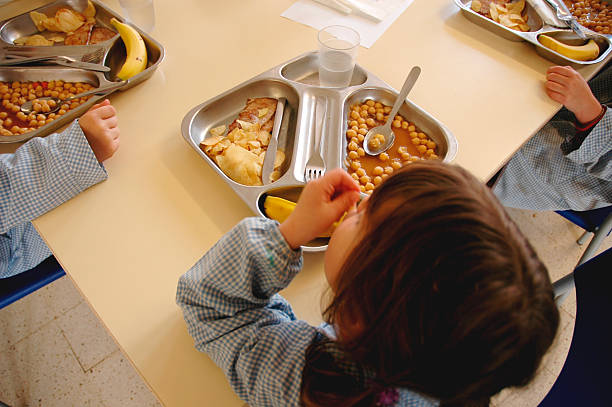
top-left (538, 247), bottom-right (612, 406)
top-left (0, 256), bottom-right (65, 310)
top-left (556, 205), bottom-right (612, 267)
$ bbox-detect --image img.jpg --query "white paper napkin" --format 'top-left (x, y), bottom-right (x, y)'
top-left (281, 0), bottom-right (415, 48)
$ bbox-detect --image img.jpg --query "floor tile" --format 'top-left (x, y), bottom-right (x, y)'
top-left (0, 285), bottom-right (55, 354)
top-left (0, 321), bottom-right (103, 407)
top-left (41, 275), bottom-right (84, 316)
top-left (57, 301), bottom-right (119, 371)
top-left (86, 350), bottom-right (162, 407)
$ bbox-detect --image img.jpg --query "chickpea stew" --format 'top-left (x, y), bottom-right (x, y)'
top-left (565, 0), bottom-right (612, 34)
top-left (345, 99), bottom-right (439, 194)
top-left (0, 80), bottom-right (94, 137)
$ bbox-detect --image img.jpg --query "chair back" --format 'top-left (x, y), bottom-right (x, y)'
top-left (0, 256), bottom-right (65, 309)
top-left (539, 247), bottom-right (612, 406)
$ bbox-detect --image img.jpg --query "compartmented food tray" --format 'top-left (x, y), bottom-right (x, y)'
top-left (182, 51), bottom-right (458, 251)
top-left (0, 0), bottom-right (164, 143)
top-left (455, 0), bottom-right (612, 65)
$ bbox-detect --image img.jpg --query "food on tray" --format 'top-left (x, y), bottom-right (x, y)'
top-left (538, 34), bottom-right (600, 60)
top-left (345, 99), bottom-right (439, 194)
top-left (200, 98), bottom-right (286, 186)
top-left (110, 18), bottom-right (148, 80)
top-left (471, 0), bottom-right (530, 32)
top-left (0, 80), bottom-right (94, 137)
top-left (14, 1), bottom-right (116, 46)
top-left (565, 0), bottom-right (611, 34)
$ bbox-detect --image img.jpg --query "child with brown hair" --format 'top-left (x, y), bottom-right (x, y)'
top-left (177, 161), bottom-right (559, 407)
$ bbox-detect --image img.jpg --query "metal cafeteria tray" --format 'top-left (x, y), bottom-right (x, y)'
top-left (0, 0), bottom-right (164, 143)
top-left (182, 51), bottom-right (457, 252)
top-left (455, 0), bottom-right (612, 65)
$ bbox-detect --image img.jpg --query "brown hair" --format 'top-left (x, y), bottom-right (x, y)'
top-left (301, 161), bottom-right (559, 407)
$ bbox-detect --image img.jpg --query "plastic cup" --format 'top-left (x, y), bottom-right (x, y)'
top-left (118, 0), bottom-right (155, 32)
top-left (317, 25), bottom-right (360, 88)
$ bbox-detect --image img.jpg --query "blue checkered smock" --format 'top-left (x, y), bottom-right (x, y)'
top-left (493, 64), bottom-right (611, 211)
top-left (176, 217), bottom-right (438, 407)
top-left (0, 121), bottom-right (107, 278)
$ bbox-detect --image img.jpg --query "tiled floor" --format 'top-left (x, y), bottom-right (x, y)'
top-left (0, 208), bottom-right (610, 407)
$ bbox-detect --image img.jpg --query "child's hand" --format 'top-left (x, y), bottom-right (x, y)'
top-left (78, 99), bottom-right (120, 163)
top-left (545, 66), bottom-right (602, 124)
top-left (279, 169), bottom-right (361, 250)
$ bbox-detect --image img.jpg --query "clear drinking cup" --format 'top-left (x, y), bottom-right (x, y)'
top-left (118, 0), bottom-right (156, 32)
top-left (317, 25), bottom-right (360, 88)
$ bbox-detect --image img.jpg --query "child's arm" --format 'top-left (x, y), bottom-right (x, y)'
top-left (176, 218), bottom-right (317, 406)
top-left (0, 100), bottom-right (117, 233)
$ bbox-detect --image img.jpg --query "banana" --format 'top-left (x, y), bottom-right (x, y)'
top-left (263, 196), bottom-right (345, 238)
top-left (110, 18), bottom-right (148, 80)
top-left (538, 35), bottom-right (600, 61)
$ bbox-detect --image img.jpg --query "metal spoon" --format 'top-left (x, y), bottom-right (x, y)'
top-left (363, 66), bottom-right (421, 156)
top-left (21, 81), bottom-right (126, 115)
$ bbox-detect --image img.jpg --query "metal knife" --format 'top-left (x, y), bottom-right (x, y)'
top-left (544, 0), bottom-right (587, 40)
top-left (262, 98), bottom-right (287, 185)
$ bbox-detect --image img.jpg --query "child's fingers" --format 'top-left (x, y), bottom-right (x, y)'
top-left (109, 127), bottom-right (120, 141)
top-left (105, 115), bottom-right (119, 129)
top-left (546, 72), bottom-right (569, 86)
top-left (325, 168), bottom-right (361, 193)
top-left (329, 189), bottom-right (361, 217)
top-left (93, 104), bottom-right (117, 120)
top-left (545, 89), bottom-right (565, 104)
top-left (545, 80), bottom-right (566, 95)
top-left (547, 65), bottom-right (574, 78)
top-left (88, 98), bottom-right (111, 111)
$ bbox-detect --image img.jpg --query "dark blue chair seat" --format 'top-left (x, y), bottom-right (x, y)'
top-left (0, 256), bottom-right (65, 309)
top-left (539, 248), bottom-right (612, 406)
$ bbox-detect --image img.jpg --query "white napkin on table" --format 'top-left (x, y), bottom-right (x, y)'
top-left (281, 0), bottom-right (415, 48)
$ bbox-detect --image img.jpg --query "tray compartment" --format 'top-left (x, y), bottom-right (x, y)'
top-left (0, 67), bottom-right (109, 143)
top-left (342, 87), bottom-right (457, 166)
top-left (280, 52), bottom-right (368, 87)
top-left (534, 29), bottom-right (611, 64)
top-left (182, 79), bottom-right (300, 188)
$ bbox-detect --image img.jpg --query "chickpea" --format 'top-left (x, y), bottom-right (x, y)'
top-left (350, 137), bottom-right (359, 144)
top-left (0, 128), bottom-right (11, 136)
top-left (348, 150), bottom-right (359, 159)
top-left (10, 105), bottom-right (19, 113)
top-left (360, 109), bottom-right (369, 118)
top-left (351, 160), bottom-right (361, 171)
top-left (347, 129), bottom-right (358, 139)
top-left (381, 173), bottom-right (389, 180)
top-left (58, 109), bottom-right (67, 115)
top-left (4, 118), bottom-right (12, 127)
top-left (360, 185), bottom-right (366, 192)
top-left (36, 114), bottom-right (46, 122)
top-left (48, 99), bottom-right (57, 108)
top-left (384, 166), bottom-right (394, 175)
top-left (349, 120), bottom-right (359, 127)
top-left (408, 125), bottom-right (415, 132)
top-left (16, 111), bottom-right (26, 121)
top-left (45, 118), bottom-right (54, 124)
top-left (35, 90), bottom-right (43, 97)
top-left (417, 145), bottom-right (427, 154)
top-left (42, 104), bottom-right (51, 113)
top-left (350, 111), bottom-right (360, 120)
top-left (409, 131), bottom-right (418, 138)
top-left (37, 120), bottom-right (46, 127)
top-left (29, 119), bottom-right (37, 127)
top-left (70, 102), bottom-right (79, 109)
top-left (351, 172), bottom-right (359, 181)
top-left (348, 141), bottom-right (359, 151)
top-left (366, 100), bottom-right (375, 107)
top-left (367, 106), bottom-right (376, 115)
top-left (373, 176), bottom-right (383, 186)
top-left (391, 160), bottom-right (402, 170)
top-left (357, 147), bottom-right (365, 157)
top-left (411, 137), bottom-right (420, 145)
top-left (401, 152), bottom-right (411, 160)
top-left (63, 83), bottom-right (71, 89)
top-left (366, 118), bottom-right (376, 127)
top-left (351, 125), bottom-right (359, 132)
top-left (418, 132), bottom-right (427, 139)
top-left (392, 120), bottom-right (401, 128)
top-left (379, 152), bottom-right (389, 161)
top-left (359, 175), bottom-right (371, 185)
top-left (373, 166), bottom-right (384, 176)
top-left (368, 138), bottom-right (381, 149)
top-left (426, 140), bottom-right (436, 149)
top-left (374, 102), bottom-right (383, 109)
top-left (376, 112), bottom-right (384, 121)
top-left (397, 146), bottom-right (407, 154)
top-left (430, 154), bottom-right (439, 160)
top-left (359, 123), bottom-right (368, 130)
top-left (44, 90), bottom-right (51, 97)
top-left (365, 182), bottom-right (374, 191)
top-left (358, 128), bottom-right (368, 136)
top-left (51, 91), bottom-right (59, 98)
top-left (358, 117), bottom-right (366, 124)
top-left (401, 121), bottom-right (409, 129)
top-left (356, 168), bottom-right (367, 177)
top-left (383, 106), bottom-right (391, 114)
top-left (357, 134), bottom-right (365, 143)
top-left (426, 148), bottom-right (435, 156)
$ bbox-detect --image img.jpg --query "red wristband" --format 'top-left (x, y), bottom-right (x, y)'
top-left (575, 104), bottom-right (607, 132)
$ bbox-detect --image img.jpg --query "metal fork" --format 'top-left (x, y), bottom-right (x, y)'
top-left (304, 97), bottom-right (327, 182)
